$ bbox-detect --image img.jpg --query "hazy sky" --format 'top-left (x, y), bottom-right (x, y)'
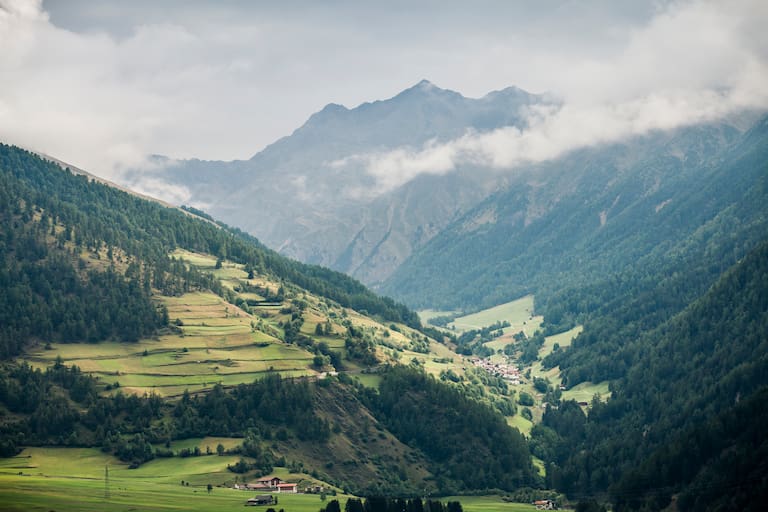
top-left (1, 0), bottom-right (766, 180)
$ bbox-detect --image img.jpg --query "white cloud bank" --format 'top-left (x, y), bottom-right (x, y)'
top-left (0, 0), bottom-right (766, 194)
top-left (352, 1), bottom-right (768, 191)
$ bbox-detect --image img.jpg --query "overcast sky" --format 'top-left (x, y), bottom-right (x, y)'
top-left (1, 0), bottom-right (766, 180)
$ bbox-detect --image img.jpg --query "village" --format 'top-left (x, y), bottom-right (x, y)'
top-left (469, 356), bottom-right (521, 385)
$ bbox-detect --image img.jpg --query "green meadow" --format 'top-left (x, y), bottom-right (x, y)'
top-left (443, 495), bottom-right (537, 511)
top-left (0, 448), bottom-right (536, 512)
top-left (507, 413), bottom-right (534, 437)
top-left (562, 380), bottom-right (612, 403)
top-left (449, 295), bottom-right (540, 333)
top-left (22, 249), bottom-right (444, 398)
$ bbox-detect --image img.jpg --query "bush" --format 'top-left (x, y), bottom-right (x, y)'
top-left (519, 392), bottom-right (535, 406)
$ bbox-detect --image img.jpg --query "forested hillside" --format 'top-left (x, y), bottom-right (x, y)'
top-left (360, 366), bottom-right (538, 493)
top-left (383, 116), bottom-right (768, 315)
top-left (531, 238), bottom-right (768, 510)
top-left (542, 115), bottom-right (768, 386)
top-left (0, 143), bottom-right (420, 359)
top-left (383, 114), bottom-right (768, 508)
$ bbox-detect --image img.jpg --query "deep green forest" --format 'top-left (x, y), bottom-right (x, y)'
top-left (360, 366), bottom-right (538, 493)
top-left (530, 237), bottom-right (768, 510)
top-left (380, 116), bottom-right (768, 508)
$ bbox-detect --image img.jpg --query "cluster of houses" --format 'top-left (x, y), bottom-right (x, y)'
top-left (240, 477), bottom-right (298, 507)
top-left (236, 476), bottom-right (298, 494)
top-left (470, 357), bottom-right (521, 385)
top-left (238, 476), bottom-right (336, 506)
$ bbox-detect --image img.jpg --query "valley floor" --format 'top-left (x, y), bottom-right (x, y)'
top-left (0, 448), bottom-right (537, 512)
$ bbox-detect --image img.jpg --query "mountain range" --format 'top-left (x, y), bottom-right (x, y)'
top-left (125, 80), bottom-right (551, 286)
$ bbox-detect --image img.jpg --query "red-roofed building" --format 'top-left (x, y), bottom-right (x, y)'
top-left (276, 483), bottom-right (298, 493)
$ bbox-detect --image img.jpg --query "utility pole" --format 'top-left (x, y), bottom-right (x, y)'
top-left (104, 464), bottom-right (110, 500)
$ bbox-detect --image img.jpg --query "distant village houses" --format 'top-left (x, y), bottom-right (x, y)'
top-left (470, 356), bottom-right (521, 385)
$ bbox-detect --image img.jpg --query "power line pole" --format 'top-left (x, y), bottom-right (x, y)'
top-left (105, 464), bottom-right (110, 500)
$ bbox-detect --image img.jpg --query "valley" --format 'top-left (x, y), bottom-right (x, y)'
top-left (1, 77), bottom-right (767, 511)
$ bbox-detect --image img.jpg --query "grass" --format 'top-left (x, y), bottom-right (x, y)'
top-left (23, 289), bottom-right (316, 396)
top-left (353, 373), bottom-right (382, 389)
top-left (418, 309), bottom-right (460, 323)
top-left (443, 495), bottom-right (537, 511)
top-left (0, 448), bottom-right (536, 512)
top-left (155, 437), bottom-right (243, 454)
top-left (0, 473), bottom-right (335, 512)
top-left (538, 325), bottom-right (582, 359)
top-left (449, 296), bottom-right (538, 332)
top-left (0, 447), bottom-right (334, 509)
top-left (507, 414), bottom-right (534, 437)
top-left (562, 381), bottom-right (611, 403)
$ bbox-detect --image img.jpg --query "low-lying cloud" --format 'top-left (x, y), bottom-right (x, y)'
top-left (0, 0), bottom-right (766, 196)
top-left (343, 1), bottom-right (768, 192)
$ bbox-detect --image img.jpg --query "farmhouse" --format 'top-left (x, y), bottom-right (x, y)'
top-left (275, 482), bottom-right (298, 493)
top-left (258, 476), bottom-right (283, 487)
top-left (245, 476), bottom-right (284, 491)
top-left (533, 499), bottom-right (557, 510)
top-left (246, 495), bottom-right (274, 506)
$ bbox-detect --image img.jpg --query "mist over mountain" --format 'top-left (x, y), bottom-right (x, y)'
top-left (124, 81), bottom-right (550, 285)
top-left (382, 114), bottom-right (768, 311)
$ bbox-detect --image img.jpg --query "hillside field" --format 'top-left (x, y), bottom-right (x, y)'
top-left (0, 448), bottom-right (537, 512)
top-left (23, 289), bottom-right (316, 397)
top-left (448, 295), bottom-right (541, 333)
top-left (21, 248), bottom-right (432, 397)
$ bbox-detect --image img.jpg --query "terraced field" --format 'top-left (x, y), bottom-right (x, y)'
top-left (24, 283), bottom-right (317, 396)
top-left (23, 248), bottom-right (435, 397)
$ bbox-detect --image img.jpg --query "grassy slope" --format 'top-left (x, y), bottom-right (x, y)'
top-left (22, 247), bottom-right (433, 397)
top-left (23, 288), bottom-right (315, 397)
top-left (449, 295), bottom-right (538, 332)
top-left (0, 449), bottom-right (536, 512)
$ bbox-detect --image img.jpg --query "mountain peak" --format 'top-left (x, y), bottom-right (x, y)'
top-left (318, 102), bottom-right (348, 115)
top-left (303, 102), bottom-right (349, 126)
top-left (415, 79), bottom-right (437, 90)
top-left (396, 79), bottom-right (463, 101)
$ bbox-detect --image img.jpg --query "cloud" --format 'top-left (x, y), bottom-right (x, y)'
top-left (0, 0), bottom-right (319, 178)
top-left (0, 0), bottom-right (765, 194)
top-left (0, 0), bottom-right (171, 177)
top-left (344, 0), bottom-right (768, 191)
top-left (126, 176), bottom-right (193, 206)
